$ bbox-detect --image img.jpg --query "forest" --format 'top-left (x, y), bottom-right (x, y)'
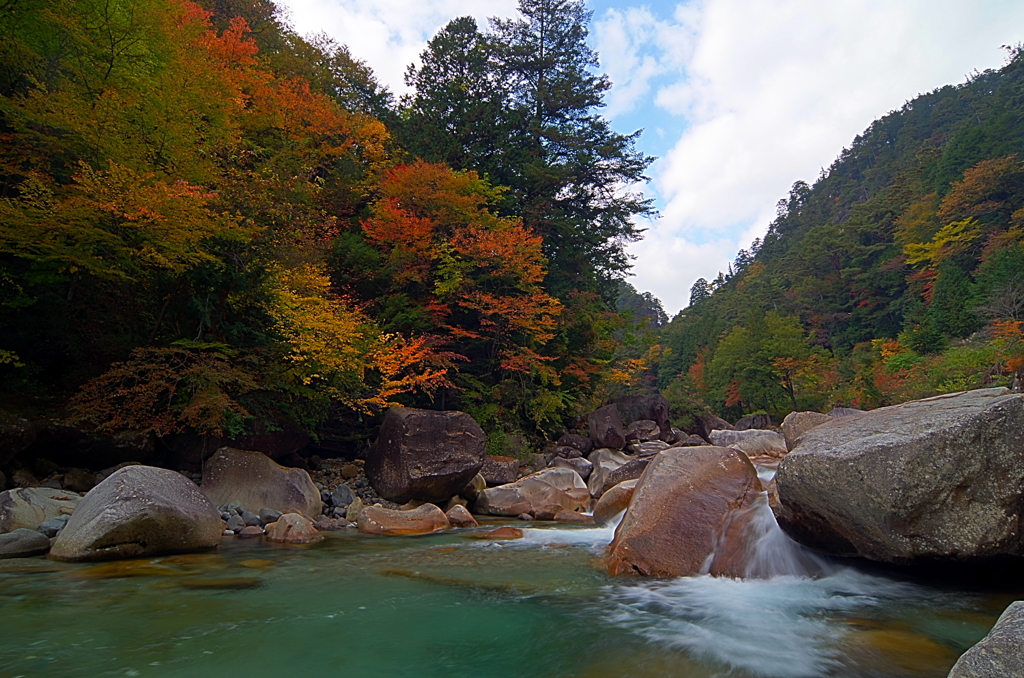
top-left (656, 45), bottom-right (1024, 425)
top-left (3, 0), bottom-right (1022, 459)
top-left (0, 0), bottom-right (660, 456)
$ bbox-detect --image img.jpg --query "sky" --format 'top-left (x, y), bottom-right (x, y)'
top-left (278, 0), bottom-right (1024, 315)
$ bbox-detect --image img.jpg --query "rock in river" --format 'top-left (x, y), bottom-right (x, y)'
top-left (947, 601), bottom-right (1024, 677)
top-left (474, 468), bottom-right (590, 519)
top-left (775, 388), bottom-right (1024, 562)
top-left (605, 446), bottom-right (762, 577)
top-left (357, 503), bottom-right (450, 536)
top-left (50, 465), bottom-right (222, 562)
top-left (0, 487), bottom-right (80, 533)
top-left (201, 447), bottom-right (322, 519)
top-left (366, 407), bottom-right (486, 504)
top-left (0, 528), bottom-right (52, 558)
top-left (265, 513), bottom-right (323, 544)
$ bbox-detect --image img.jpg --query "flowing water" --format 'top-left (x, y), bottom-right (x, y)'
top-left (0, 494), bottom-right (1014, 678)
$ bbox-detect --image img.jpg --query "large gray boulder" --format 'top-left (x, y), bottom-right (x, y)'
top-left (948, 601), bottom-right (1024, 677)
top-left (587, 448), bottom-right (632, 497)
top-left (588, 404), bottom-right (626, 450)
top-left (775, 388), bottom-right (1024, 562)
top-left (0, 487), bottom-right (80, 533)
top-left (0, 528), bottom-right (52, 558)
top-left (615, 395), bottom-right (671, 440)
top-left (366, 407), bottom-right (486, 504)
top-left (201, 447), bottom-right (322, 519)
top-left (50, 465), bottom-right (222, 561)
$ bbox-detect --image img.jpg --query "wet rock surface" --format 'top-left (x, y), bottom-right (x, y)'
top-left (947, 601), bottom-right (1024, 677)
top-left (775, 388), bottom-right (1024, 562)
top-left (50, 465), bottom-right (222, 562)
top-left (264, 513), bottom-right (323, 544)
top-left (605, 446), bottom-right (762, 577)
top-left (357, 503), bottom-right (450, 536)
top-left (366, 407), bottom-right (486, 504)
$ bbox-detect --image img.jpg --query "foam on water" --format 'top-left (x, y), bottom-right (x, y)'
top-left (604, 567), bottom-right (972, 678)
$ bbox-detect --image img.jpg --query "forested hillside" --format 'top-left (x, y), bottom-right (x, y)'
top-left (0, 0), bottom-right (655, 453)
top-left (658, 47), bottom-right (1024, 423)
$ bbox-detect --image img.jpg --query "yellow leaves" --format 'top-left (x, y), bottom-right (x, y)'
top-left (608, 344), bottom-right (664, 388)
top-left (269, 264), bottom-right (450, 413)
top-left (0, 163), bottom-right (253, 279)
top-left (903, 218), bottom-right (982, 268)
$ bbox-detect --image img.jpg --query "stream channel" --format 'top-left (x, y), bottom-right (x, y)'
top-left (0, 467), bottom-right (1016, 678)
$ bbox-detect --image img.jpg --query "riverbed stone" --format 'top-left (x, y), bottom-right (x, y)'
top-left (366, 407), bottom-right (486, 504)
top-left (948, 601), bottom-right (1024, 677)
top-left (329, 484), bottom-right (355, 508)
top-left (237, 525), bottom-right (264, 538)
top-left (550, 455), bottom-right (593, 481)
top-left (588, 405), bottom-right (625, 450)
top-left (35, 515), bottom-right (70, 538)
top-left (593, 479), bottom-right (637, 526)
top-left (625, 419), bottom-right (661, 443)
top-left (0, 528), bottom-right (52, 558)
top-left (0, 487), bottom-right (80, 533)
top-left (775, 388), bottom-right (1024, 562)
top-left (557, 433), bottom-right (593, 455)
top-left (357, 503), bottom-right (450, 536)
top-left (605, 446), bottom-right (762, 577)
top-left (264, 513), bottom-right (323, 544)
top-left (780, 411), bottom-right (832, 451)
top-left (480, 455), bottom-right (519, 486)
top-left (475, 468), bottom-right (590, 518)
top-left (258, 508), bottom-right (282, 524)
top-left (597, 456), bottom-right (653, 498)
top-left (615, 395), bottom-right (671, 441)
top-left (671, 434), bottom-right (710, 447)
top-left (445, 504), bottom-right (478, 528)
top-left (709, 429), bottom-right (788, 458)
top-left (201, 447), bottom-right (322, 519)
top-left (734, 413), bottom-right (772, 430)
top-left (50, 465), bottom-right (222, 562)
top-left (586, 448), bottom-right (632, 497)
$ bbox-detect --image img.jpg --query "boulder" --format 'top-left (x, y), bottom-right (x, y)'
top-left (201, 447), bottom-right (322, 519)
top-left (598, 456), bottom-right (653, 498)
top-left (627, 441), bottom-right (670, 456)
top-left (475, 468), bottom-right (590, 518)
top-left (948, 601), bottom-right (1024, 677)
top-left (605, 446), bottom-right (762, 577)
top-left (357, 503), bottom-right (450, 536)
top-left (690, 411), bottom-right (734, 442)
top-left (366, 407), bottom-right (486, 504)
top-left (615, 395), bottom-right (671, 441)
top-left (445, 504), bottom-right (478, 528)
top-left (587, 448), bottom-right (632, 497)
top-left (593, 479), bottom-right (637, 526)
top-left (556, 433), bottom-right (593, 455)
top-left (625, 419), bottom-right (661, 443)
top-left (734, 413), bottom-right (772, 430)
top-left (50, 466), bottom-right (222, 562)
top-left (550, 456), bottom-right (593, 481)
top-left (264, 513), bottom-right (323, 544)
top-left (588, 405), bottom-right (625, 450)
top-left (481, 526), bottom-right (523, 540)
top-left (0, 528), bottom-right (51, 558)
top-left (709, 429), bottom-right (788, 458)
top-left (553, 509), bottom-right (594, 524)
top-left (828, 406), bottom-right (865, 419)
top-left (671, 434), bottom-right (710, 447)
top-left (161, 420), bottom-right (308, 473)
top-left (548, 445), bottom-right (582, 460)
top-left (775, 388), bottom-right (1024, 562)
top-left (480, 455), bottom-right (519, 486)
top-left (329, 484), bottom-right (355, 509)
top-left (0, 487), bottom-right (80, 533)
top-left (460, 473), bottom-right (486, 501)
top-left (780, 411), bottom-right (833, 450)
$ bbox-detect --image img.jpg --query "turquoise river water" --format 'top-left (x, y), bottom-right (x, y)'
top-left (0, 512), bottom-right (1016, 678)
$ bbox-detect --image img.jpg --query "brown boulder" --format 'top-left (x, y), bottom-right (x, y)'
top-left (671, 434), bottom-right (709, 447)
top-left (201, 447), bottom-right (322, 519)
top-left (556, 433), bottom-right (593, 455)
top-left (586, 448), bottom-right (632, 497)
top-left (481, 526), bottom-right (523, 539)
top-left (550, 455), bottom-right (593, 480)
top-left (780, 411), bottom-right (832, 450)
top-left (598, 456), bottom-right (652, 497)
top-left (445, 504), bottom-right (478, 528)
top-left (265, 513), bottom-right (323, 544)
top-left (734, 413), bottom-right (772, 430)
top-left (605, 446), bottom-right (762, 577)
top-left (0, 487), bottom-right (80, 533)
top-left (357, 503), bottom-right (450, 536)
top-left (554, 509), bottom-right (594, 524)
top-left (475, 468), bottom-right (590, 518)
top-left (588, 404), bottom-right (625, 450)
top-left (480, 455), bottom-right (518, 486)
top-left (50, 466), bottom-right (222, 562)
top-left (593, 479), bottom-right (637, 526)
top-left (625, 419), bottom-right (661, 443)
top-left (615, 395), bottom-right (671, 441)
top-left (366, 407), bottom-right (486, 504)
top-left (708, 429), bottom-right (787, 458)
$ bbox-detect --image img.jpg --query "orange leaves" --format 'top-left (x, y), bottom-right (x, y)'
top-left (992, 319), bottom-right (1024, 374)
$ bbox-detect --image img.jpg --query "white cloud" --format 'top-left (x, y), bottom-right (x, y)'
top-left (626, 0), bottom-right (1024, 312)
top-left (279, 0), bottom-right (518, 94)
